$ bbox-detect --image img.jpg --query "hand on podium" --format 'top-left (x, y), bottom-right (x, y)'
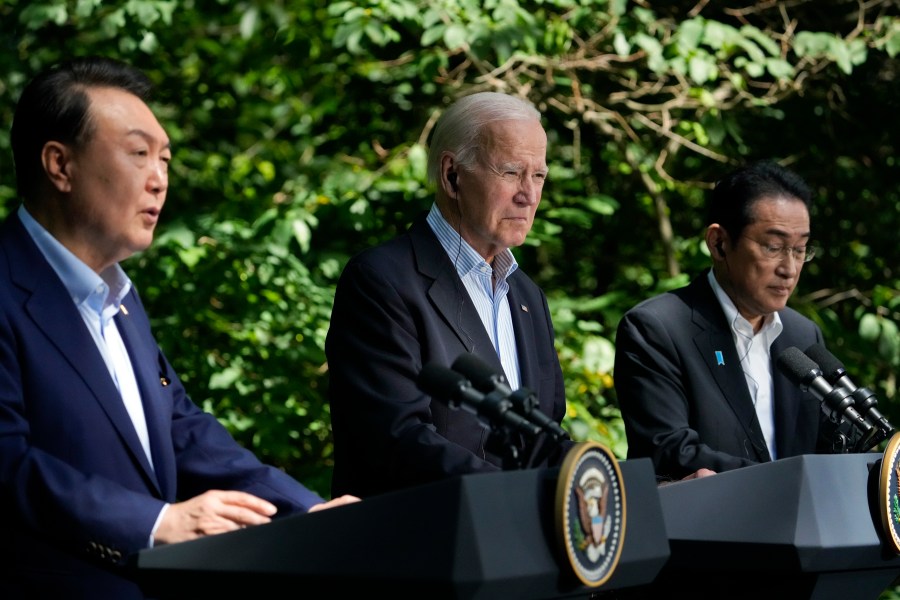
top-left (154, 491), bottom-right (361, 545)
top-left (658, 468), bottom-right (717, 486)
top-left (308, 494), bottom-right (361, 512)
top-left (154, 490), bottom-right (281, 544)
top-left (680, 468), bottom-right (716, 481)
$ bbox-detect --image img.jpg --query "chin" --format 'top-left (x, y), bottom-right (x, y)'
top-left (132, 237), bottom-right (155, 254)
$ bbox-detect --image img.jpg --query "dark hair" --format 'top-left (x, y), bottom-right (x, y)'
top-left (707, 160), bottom-right (812, 241)
top-left (10, 56), bottom-right (153, 201)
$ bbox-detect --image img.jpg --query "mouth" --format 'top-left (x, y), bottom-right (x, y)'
top-left (141, 207), bottom-right (161, 224)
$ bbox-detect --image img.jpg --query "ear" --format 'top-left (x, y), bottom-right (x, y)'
top-left (439, 152), bottom-right (458, 198)
top-left (705, 225), bottom-right (729, 260)
top-left (41, 141), bottom-right (74, 193)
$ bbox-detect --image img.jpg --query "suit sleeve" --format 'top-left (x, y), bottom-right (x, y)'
top-left (326, 257), bottom-right (500, 497)
top-left (124, 289), bottom-right (325, 515)
top-left (614, 307), bottom-right (757, 479)
top-left (160, 355), bottom-right (324, 512)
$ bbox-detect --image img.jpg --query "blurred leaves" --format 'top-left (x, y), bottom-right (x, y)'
top-left (1, 0), bottom-right (898, 499)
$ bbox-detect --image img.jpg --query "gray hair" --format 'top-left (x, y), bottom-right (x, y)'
top-left (426, 91), bottom-right (541, 184)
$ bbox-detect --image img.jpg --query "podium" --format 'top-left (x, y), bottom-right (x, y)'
top-left (136, 458), bottom-right (669, 599)
top-left (638, 453), bottom-right (900, 600)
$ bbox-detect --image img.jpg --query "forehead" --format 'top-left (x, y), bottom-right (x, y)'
top-left (84, 86), bottom-right (168, 141)
top-left (479, 119), bottom-right (547, 163)
top-left (746, 195), bottom-right (810, 234)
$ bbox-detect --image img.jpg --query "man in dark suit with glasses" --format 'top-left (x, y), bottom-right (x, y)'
top-left (614, 160), bottom-right (830, 482)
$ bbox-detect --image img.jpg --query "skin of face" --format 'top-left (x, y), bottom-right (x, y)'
top-left (440, 118), bottom-right (548, 264)
top-left (708, 195), bottom-right (811, 331)
top-left (36, 86), bottom-right (171, 273)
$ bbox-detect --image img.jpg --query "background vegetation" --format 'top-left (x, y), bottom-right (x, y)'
top-left (1, 0), bottom-right (897, 506)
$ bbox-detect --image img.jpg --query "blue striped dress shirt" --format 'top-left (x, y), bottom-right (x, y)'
top-left (426, 204), bottom-right (522, 390)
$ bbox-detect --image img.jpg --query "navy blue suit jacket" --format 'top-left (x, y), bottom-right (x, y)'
top-left (614, 274), bottom-right (828, 480)
top-left (326, 213), bottom-right (567, 498)
top-left (0, 213), bottom-right (323, 598)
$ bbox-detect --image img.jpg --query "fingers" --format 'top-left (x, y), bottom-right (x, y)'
top-left (154, 490), bottom-right (278, 545)
top-left (681, 468), bottom-right (717, 481)
top-left (307, 494), bottom-right (361, 513)
top-left (211, 489), bottom-right (279, 521)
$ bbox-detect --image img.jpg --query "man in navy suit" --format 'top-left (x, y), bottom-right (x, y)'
top-left (615, 161), bottom-right (830, 482)
top-left (326, 92), bottom-right (570, 498)
top-left (0, 57), bottom-right (357, 598)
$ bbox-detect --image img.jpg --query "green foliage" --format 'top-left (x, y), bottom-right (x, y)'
top-left (1, 0), bottom-right (898, 508)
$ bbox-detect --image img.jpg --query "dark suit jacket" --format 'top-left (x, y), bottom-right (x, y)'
top-left (0, 213), bottom-right (323, 599)
top-left (326, 213), bottom-right (567, 498)
top-left (614, 274), bottom-right (827, 480)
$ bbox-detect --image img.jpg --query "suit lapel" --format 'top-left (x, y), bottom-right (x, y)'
top-left (6, 215), bottom-right (163, 492)
top-left (507, 276), bottom-right (539, 391)
top-left (115, 304), bottom-right (170, 497)
top-left (689, 277), bottom-right (771, 462)
top-left (770, 333), bottom-right (802, 456)
top-left (410, 217), bottom-right (494, 356)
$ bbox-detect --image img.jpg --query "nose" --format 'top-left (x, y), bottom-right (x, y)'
top-left (148, 160), bottom-right (168, 195)
top-left (516, 176), bottom-right (540, 205)
top-left (775, 250), bottom-right (802, 276)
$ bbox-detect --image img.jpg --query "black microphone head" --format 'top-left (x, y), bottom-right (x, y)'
top-left (417, 362), bottom-right (467, 400)
top-left (804, 343), bottom-right (847, 384)
top-left (451, 352), bottom-right (509, 394)
top-left (776, 346), bottom-right (822, 387)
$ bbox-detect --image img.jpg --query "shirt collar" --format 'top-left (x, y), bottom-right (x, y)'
top-left (18, 204), bottom-right (132, 317)
top-left (426, 203), bottom-right (518, 281)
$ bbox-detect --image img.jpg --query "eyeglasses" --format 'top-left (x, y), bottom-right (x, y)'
top-left (748, 239), bottom-right (817, 263)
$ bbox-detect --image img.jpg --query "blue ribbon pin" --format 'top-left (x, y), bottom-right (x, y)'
top-left (715, 350), bottom-right (725, 366)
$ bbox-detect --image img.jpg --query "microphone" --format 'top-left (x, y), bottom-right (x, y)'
top-left (416, 362), bottom-right (542, 437)
top-left (804, 343), bottom-right (895, 436)
top-left (450, 352), bottom-right (569, 442)
top-left (775, 347), bottom-right (875, 441)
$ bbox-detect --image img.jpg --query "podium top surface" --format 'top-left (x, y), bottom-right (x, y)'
top-left (658, 452), bottom-right (900, 571)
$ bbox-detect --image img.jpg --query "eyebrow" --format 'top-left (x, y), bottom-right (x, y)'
top-left (761, 227), bottom-right (811, 240)
top-left (127, 129), bottom-right (172, 151)
top-left (491, 161), bottom-right (548, 173)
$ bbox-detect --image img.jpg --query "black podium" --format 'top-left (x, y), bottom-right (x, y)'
top-left (639, 452), bottom-right (900, 600)
top-left (136, 458), bottom-right (668, 599)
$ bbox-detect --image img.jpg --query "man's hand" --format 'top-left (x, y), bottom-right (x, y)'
top-left (308, 494), bottom-right (361, 513)
top-left (681, 468), bottom-right (716, 480)
top-left (154, 490), bottom-right (277, 545)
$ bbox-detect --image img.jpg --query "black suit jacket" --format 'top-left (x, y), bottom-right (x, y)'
top-left (614, 274), bottom-right (827, 480)
top-left (326, 213), bottom-right (567, 498)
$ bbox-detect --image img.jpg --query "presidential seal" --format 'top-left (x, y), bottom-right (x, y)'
top-left (878, 431), bottom-right (900, 554)
top-left (555, 441), bottom-right (626, 587)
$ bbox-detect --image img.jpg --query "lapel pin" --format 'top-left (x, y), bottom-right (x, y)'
top-left (521, 304), bottom-right (528, 313)
top-left (120, 304), bottom-right (129, 316)
top-left (715, 350), bottom-right (725, 366)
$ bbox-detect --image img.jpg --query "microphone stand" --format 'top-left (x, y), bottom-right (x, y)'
top-left (480, 390), bottom-right (535, 471)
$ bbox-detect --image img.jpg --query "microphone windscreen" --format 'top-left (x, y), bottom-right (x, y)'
top-left (776, 346), bottom-right (819, 385)
top-left (452, 353), bottom-right (503, 392)
top-left (804, 343), bottom-right (845, 381)
top-left (417, 363), bottom-right (465, 398)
